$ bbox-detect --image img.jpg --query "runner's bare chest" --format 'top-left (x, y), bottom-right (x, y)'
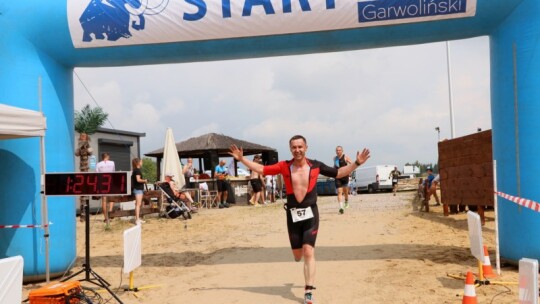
top-left (290, 164), bottom-right (310, 203)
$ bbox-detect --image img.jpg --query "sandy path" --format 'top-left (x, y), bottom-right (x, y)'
top-left (23, 191), bottom-right (520, 303)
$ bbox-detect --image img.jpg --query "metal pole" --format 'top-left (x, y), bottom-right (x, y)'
top-left (493, 160), bottom-right (500, 275)
top-left (512, 43), bottom-right (521, 197)
top-left (39, 76), bottom-right (50, 282)
top-left (446, 41), bottom-right (456, 139)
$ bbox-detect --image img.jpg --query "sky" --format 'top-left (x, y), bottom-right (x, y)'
top-left (74, 36), bottom-right (491, 171)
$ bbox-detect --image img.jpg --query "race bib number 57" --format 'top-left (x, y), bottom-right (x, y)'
top-left (290, 206), bottom-right (314, 223)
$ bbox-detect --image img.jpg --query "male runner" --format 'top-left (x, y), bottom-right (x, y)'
top-left (229, 135), bottom-right (370, 304)
top-left (334, 146), bottom-right (352, 214)
top-left (389, 166), bottom-right (401, 196)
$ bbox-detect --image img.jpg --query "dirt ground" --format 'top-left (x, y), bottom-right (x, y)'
top-left (23, 190), bottom-right (521, 303)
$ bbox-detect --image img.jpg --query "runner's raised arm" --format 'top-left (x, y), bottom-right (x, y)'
top-left (335, 148), bottom-right (371, 178)
top-left (229, 144), bottom-right (264, 174)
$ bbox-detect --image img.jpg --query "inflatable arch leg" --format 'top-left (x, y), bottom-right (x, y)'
top-left (491, 0), bottom-right (540, 262)
top-left (0, 32), bottom-right (77, 281)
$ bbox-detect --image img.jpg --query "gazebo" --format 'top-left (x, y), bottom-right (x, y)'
top-left (145, 132), bottom-right (278, 178)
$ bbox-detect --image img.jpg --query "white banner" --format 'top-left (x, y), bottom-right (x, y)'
top-left (68, 0), bottom-right (477, 48)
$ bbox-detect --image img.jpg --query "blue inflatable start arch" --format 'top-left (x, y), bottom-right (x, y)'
top-left (0, 0), bottom-right (539, 279)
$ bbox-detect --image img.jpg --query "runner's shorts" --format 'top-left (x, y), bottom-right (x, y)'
top-left (286, 204), bottom-right (319, 249)
top-left (335, 176), bottom-right (350, 188)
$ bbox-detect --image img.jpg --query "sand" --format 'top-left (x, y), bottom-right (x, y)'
top-left (23, 191), bottom-right (520, 304)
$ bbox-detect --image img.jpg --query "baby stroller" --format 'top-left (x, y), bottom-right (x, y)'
top-left (156, 182), bottom-right (192, 220)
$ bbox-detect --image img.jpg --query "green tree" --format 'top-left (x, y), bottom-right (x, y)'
top-left (142, 157), bottom-right (157, 183)
top-left (405, 161), bottom-right (439, 174)
top-left (74, 104), bottom-right (108, 219)
top-left (74, 105), bottom-right (108, 172)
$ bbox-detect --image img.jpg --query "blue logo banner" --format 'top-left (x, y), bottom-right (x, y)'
top-left (68, 0), bottom-right (475, 48)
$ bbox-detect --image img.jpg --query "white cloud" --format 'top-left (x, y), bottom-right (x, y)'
top-left (74, 36), bottom-right (491, 169)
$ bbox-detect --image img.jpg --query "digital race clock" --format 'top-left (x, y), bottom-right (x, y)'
top-left (44, 172), bottom-right (131, 196)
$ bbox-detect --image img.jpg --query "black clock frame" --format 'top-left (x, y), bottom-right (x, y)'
top-left (44, 172), bottom-right (131, 196)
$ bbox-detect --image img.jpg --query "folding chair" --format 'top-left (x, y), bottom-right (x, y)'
top-left (199, 182), bottom-right (218, 208)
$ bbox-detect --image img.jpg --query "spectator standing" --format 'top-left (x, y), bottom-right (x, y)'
top-left (429, 171), bottom-right (441, 206)
top-left (96, 152), bottom-right (115, 225)
top-left (249, 155), bottom-right (264, 206)
top-left (131, 158), bottom-right (148, 225)
top-left (389, 166), bottom-right (401, 196)
top-left (424, 168), bottom-right (441, 207)
top-left (183, 157), bottom-right (197, 202)
top-left (265, 174), bottom-right (276, 203)
top-left (183, 157), bottom-right (195, 189)
top-left (215, 159), bottom-right (230, 209)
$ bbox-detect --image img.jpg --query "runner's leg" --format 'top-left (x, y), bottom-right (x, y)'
top-left (101, 197), bottom-right (109, 223)
top-left (337, 187), bottom-right (344, 214)
top-left (293, 248), bottom-right (303, 261)
top-left (343, 185), bottom-right (350, 208)
top-left (303, 244), bottom-right (316, 286)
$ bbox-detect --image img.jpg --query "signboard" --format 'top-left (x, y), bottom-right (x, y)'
top-left (44, 172), bottom-right (131, 196)
top-left (467, 211), bottom-right (484, 262)
top-left (0, 256), bottom-right (23, 304)
top-left (124, 225), bottom-right (142, 274)
top-left (519, 258), bottom-right (539, 304)
top-left (68, 0), bottom-right (477, 48)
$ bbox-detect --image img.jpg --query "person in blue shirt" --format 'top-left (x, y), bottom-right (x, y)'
top-left (425, 168), bottom-right (441, 207)
top-left (215, 159), bottom-right (230, 209)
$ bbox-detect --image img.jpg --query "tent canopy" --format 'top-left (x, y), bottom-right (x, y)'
top-left (145, 133), bottom-right (276, 159)
top-left (145, 132), bottom-right (277, 178)
top-left (0, 103), bottom-right (49, 281)
top-left (0, 104), bottom-right (46, 139)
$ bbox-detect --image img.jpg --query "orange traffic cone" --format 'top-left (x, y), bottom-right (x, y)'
top-left (462, 271), bottom-right (478, 304)
top-left (482, 245), bottom-right (496, 278)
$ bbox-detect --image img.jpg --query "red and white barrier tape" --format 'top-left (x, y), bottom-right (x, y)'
top-left (496, 191), bottom-right (540, 212)
top-left (0, 222), bottom-right (52, 229)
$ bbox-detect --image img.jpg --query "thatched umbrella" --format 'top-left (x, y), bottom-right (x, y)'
top-left (145, 132), bottom-right (277, 178)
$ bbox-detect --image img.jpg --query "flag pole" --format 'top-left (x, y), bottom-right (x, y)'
top-left (446, 41), bottom-right (456, 139)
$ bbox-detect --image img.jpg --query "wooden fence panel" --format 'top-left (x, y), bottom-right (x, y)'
top-left (439, 130), bottom-right (494, 206)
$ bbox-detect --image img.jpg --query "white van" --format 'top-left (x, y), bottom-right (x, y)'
top-left (350, 165), bottom-right (397, 193)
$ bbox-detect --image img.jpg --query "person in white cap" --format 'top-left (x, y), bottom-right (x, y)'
top-left (164, 173), bottom-right (198, 213)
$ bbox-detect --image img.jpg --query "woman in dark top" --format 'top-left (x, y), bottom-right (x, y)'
top-left (131, 158), bottom-right (148, 225)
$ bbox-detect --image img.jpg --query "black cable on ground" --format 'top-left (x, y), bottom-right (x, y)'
top-left (489, 284), bottom-right (512, 304)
